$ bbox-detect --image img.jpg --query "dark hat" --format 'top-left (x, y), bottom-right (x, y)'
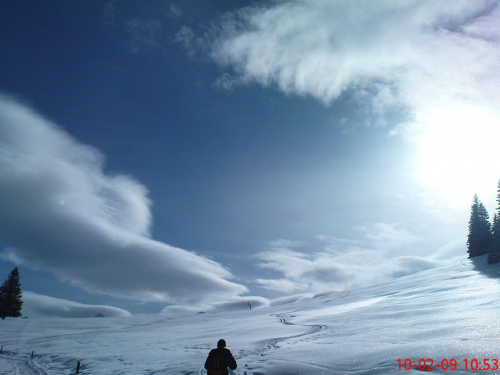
top-left (217, 339), bottom-right (226, 348)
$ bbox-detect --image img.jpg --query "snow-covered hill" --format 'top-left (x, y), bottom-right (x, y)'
top-left (1, 256), bottom-right (500, 374)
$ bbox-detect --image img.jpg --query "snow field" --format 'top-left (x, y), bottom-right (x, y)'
top-left (1, 256), bottom-right (500, 374)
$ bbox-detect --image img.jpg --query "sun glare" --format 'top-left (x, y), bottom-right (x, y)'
top-left (416, 106), bottom-right (500, 208)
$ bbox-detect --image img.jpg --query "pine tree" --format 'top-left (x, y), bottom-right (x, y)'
top-left (467, 195), bottom-right (493, 258)
top-left (497, 179), bottom-right (500, 212)
top-left (489, 180), bottom-right (500, 264)
top-left (0, 267), bottom-right (23, 319)
top-left (0, 282), bottom-right (5, 319)
top-left (488, 213), bottom-right (500, 264)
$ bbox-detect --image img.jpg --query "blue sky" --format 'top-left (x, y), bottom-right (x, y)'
top-left (1, 0), bottom-right (500, 315)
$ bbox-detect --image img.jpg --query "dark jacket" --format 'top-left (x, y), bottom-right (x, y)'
top-left (204, 347), bottom-right (237, 375)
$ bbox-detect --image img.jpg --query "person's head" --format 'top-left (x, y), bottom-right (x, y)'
top-left (217, 339), bottom-right (226, 348)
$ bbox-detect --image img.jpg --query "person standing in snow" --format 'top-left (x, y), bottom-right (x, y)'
top-left (205, 339), bottom-right (237, 375)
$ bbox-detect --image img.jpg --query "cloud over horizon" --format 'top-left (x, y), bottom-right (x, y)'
top-left (0, 96), bottom-right (248, 306)
top-left (254, 224), bottom-right (465, 294)
top-left (22, 292), bottom-right (132, 318)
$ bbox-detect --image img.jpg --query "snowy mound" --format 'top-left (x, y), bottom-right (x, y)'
top-left (1, 257), bottom-right (499, 374)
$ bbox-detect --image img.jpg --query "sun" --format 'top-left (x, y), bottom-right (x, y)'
top-left (415, 106), bottom-right (500, 208)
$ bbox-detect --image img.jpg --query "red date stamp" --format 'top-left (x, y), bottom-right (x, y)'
top-left (397, 358), bottom-right (499, 371)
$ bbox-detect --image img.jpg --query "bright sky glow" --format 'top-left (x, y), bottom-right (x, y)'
top-left (416, 106), bottom-right (500, 207)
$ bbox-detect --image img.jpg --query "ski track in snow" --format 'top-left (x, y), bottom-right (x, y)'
top-left (198, 314), bottom-right (325, 375)
top-left (0, 352), bottom-right (49, 375)
top-left (0, 311), bottom-right (322, 375)
top-left (259, 314), bottom-right (326, 352)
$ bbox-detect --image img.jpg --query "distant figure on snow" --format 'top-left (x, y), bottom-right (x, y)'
top-left (205, 339), bottom-right (237, 375)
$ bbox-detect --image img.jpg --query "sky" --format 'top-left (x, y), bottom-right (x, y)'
top-left (1, 0), bottom-right (500, 316)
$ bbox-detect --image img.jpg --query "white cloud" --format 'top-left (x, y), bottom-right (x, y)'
top-left (22, 292), bottom-right (132, 318)
top-left (169, 4), bottom-right (182, 18)
top-left (362, 223), bottom-right (419, 250)
top-left (255, 278), bottom-right (308, 294)
top-left (208, 0), bottom-right (500, 107)
top-left (430, 238), bottom-right (467, 261)
top-left (175, 25), bottom-right (210, 57)
top-left (126, 18), bottom-right (163, 53)
top-left (204, 0), bottom-right (500, 206)
top-left (0, 96), bottom-right (248, 305)
top-left (255, 224), bottom-right (437, 294)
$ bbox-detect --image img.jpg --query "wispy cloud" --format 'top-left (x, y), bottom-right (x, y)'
top-left (175, 25), bottom-right (211, 58)
top-left (200, 0), bottom-right (500, 205)
top-left (0, 96), bottom-right (248, 305)
top-left (126, 18), bottom-right (163, 53)
top-left (207, 0), bottom-right (500, 108)
top-left (169, 4), bottom-right (182, 18)
top-left (362, 223), bottom-right (419, 251)
top-left (254, 224), bottom-right (447, 294)
top-left (103, 1), bottom-right (165, 53)
top-left (22, 292), bottom-right (132, 318)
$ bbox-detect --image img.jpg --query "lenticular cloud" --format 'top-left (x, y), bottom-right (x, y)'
top-left (0, 96), bottom-right (247, 304)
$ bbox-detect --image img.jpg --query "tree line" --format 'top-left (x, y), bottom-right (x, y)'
top-left (467, 181), bottom-right (500, 263)
top-left (0, 267), bottom-right (23, 319)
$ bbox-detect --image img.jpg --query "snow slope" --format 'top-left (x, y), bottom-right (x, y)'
top-left (1, 256), bottom-right (500, 374)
